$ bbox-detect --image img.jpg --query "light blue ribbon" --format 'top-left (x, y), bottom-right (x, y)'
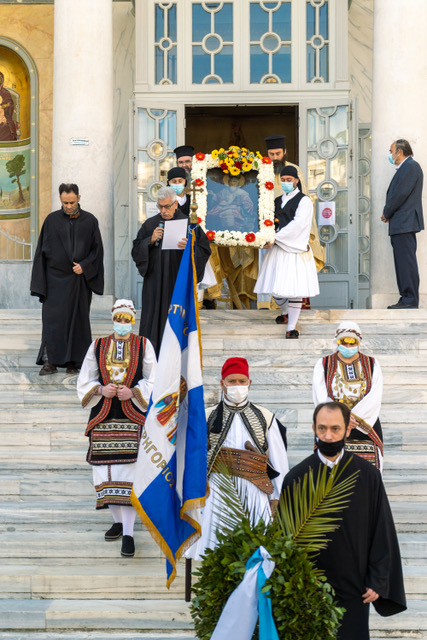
top-left (245, 548), bottom-right (279, 640)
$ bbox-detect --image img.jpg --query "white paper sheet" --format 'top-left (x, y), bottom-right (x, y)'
top-left (162, 219), bottom-right (188, 250)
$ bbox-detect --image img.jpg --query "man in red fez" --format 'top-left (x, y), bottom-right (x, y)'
top-left (186, 357), bottom-right (289, 559)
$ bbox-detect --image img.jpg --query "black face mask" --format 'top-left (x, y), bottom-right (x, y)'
top-left (316, 436), bottom-right (345, 457)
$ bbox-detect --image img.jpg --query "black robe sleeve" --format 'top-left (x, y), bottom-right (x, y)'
top-left (78, 213), bottom-right (104, 295)
top-left (368, 482), bottom-right (407, 616)
top-left (30, 220), bottom-right (48, 303)
top-left (131, 214), bottom-right (161, 278)
top-left (194, 225), bottom-right (211, 283)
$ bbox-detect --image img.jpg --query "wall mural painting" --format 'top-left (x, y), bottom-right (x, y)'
top-left (0, 46), bottom-right (32, 259)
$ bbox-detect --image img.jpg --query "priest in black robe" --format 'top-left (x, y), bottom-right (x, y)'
top-left (30, 183), bottom-right (104, 375)
top-left (131, 186), bottom-right (210, 355)
top-left (281, 401), bottom-right (406, 640)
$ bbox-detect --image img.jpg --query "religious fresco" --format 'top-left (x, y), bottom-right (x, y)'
top-left (0, 147), bottom-right (30, 211)
top-left (0, 46), bottom-right (30, 144)
top-left (0, 45), bottom-right (32, 259)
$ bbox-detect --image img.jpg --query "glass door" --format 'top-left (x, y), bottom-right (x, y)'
top-left (299, 100), bottom-right (358, 308)
top-left (131, 103), bottom-right (184, 306)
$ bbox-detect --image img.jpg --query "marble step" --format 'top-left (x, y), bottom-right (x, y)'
top-left (0, 447), bottom-right (425, 472)
top-left (0, 558), bottom-right (423, 600)
top-left (0, 636), bottom-right (195, 640)
top-left (0, 598), bottom-right (424, 636)
top-left (0, 527), bottom-right (423, 561)
top-left (3, 382), bottom-right (427, 406)
top-left (2, 426), bottom-right (425, 455)
top-left (0, 498), bottom-right (425, 528)
top-left (0, 558), bottom-right (186, 600)
top-left (0, 599), bottom-right (192, 632)
top-left (0, 529), bottom-right (184, 560)
top-left (1, 466), bottom-right (425, 501)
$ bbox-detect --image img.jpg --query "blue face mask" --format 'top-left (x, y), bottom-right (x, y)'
top-left (388, 154), bottom-right (395, 165)
top-left (113, 322), bottom-right (132, 337)
top-left (282, 181), bottom-right (295, 194)
top-left (170, 183), bottom-right (185, 195)
top-left (338, 345), bottom-right (358, 358)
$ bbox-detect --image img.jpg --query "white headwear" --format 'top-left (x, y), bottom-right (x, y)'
top-left (111, 299), bottom-right (136, 321)
top-left (334, 320), bottom-right (362, 345)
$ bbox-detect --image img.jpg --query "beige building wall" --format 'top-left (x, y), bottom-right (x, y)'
top-left (348, 0), bottom-right (373, 124)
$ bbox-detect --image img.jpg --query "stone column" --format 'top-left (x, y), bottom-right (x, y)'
top-left (370, 0), bottom-right (427, 308)
top-left (51, 0), bottom-right (114, 300)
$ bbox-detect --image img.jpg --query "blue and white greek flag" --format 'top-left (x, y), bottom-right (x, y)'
top-left (131, 230), bottom-right (208, 587)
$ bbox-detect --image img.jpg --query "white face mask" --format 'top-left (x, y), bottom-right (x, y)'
top-left (224, 384), bottom-right (249, 405)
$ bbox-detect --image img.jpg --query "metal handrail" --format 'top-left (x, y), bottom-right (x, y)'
top-left (0, 224), bottom-right (33, 262)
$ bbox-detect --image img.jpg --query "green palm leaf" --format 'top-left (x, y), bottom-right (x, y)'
top-left (275, 458), bottom-right (359, 554)
top-left (210, 460), bottom-right (270, 534)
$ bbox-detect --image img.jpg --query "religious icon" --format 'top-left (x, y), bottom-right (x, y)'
top-left (0, 72), bottom-right (18, 142)
top-left (206, 169), bottom-right (259, 233)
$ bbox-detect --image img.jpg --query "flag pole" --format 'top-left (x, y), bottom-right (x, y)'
top-left (185, 558), bottom-right (192, 602)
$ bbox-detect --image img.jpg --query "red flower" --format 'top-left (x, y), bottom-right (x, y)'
top-left (262, 157), bottom-right (272, 164)
top-left (264, 219), bottom-right (274, 227)
top-left (245, 233), bottom-right (256, 243)
top-left (195, 178), bottom-right (204, 187)
top-left (227, 150), bottom-right (234, 156)
top-left (195, 152), bottom-right (205, 161)
top-left (207, 230), bottom-right (216, 241)
top-left (265, 181), bottom-right (274, 190)
top-left (220, 162), bottom-right (228, 171)
top-left (234, 161), bottom-right (242, 169)
top-left (197, 217), bottom-right (202, 224)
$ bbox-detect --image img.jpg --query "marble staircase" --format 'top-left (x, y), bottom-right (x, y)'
top-left (0, 308), bottom-right (426, 639)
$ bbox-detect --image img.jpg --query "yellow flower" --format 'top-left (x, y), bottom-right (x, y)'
top-left (211, 149), bottom-right (219, 159)
top-left (225, 157), bottom-right (233, 166)
top-left (223, 169), bottom-right (229, 174)
top-left (242, 162), bottom-right (252, 172)
top-left (229, 145), bottom-right (239, 150)
top-left (256, 151), bottom-right (263, 159)
top-left (232, 152), bottom-right (239, 158)
top-left (229, 166), bottom-right (240, 176)
top-left (218, 148), bottom-right (225, 154)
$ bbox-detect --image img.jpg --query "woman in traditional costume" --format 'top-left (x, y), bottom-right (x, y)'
top-left (312, 320), bottom-right (384, 472)
top-left (77, 299), bottom-right (156, 557)
top-left (254, 165), bottom-right (319, 338)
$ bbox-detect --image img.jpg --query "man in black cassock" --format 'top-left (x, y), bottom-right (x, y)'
top-left (30, 183), bottom-right (104, 376)
top-left (281, 401), bottom-right (406, 640)
top-left (131, 185), bottom-right (210, 355)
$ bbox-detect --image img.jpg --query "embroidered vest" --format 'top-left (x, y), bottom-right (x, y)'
top-left (85, 334), bottom-right (146, 435)
top-left (323, 352), bottom-right (374, 400)
top-left (274, 191), bottom-right (305, 231)
top-left (206, 401), bottom-right (274, 475)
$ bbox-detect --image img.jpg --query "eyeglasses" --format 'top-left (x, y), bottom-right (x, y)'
top-left (157, 203), bottom-right (175, 211)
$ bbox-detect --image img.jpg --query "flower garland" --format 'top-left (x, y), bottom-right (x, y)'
top-left (191, 147), bottom-right (275, 248)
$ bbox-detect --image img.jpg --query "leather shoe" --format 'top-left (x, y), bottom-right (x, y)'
top-left (275, 314), bottom-right (289, 325)
top-left (105, 522), bottom-right (123, 541)
top-left (66, 365), bottom-right (79, 374)
top-left (286, 330), bottom-right (299, 339)
top-left (121, 535), bottom-right (135, 557)
top-left (39, 362), bottom-right (58, 376)
top-left (387, 302), bottom-right (418, 309)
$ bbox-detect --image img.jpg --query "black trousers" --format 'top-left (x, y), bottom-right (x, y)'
top-left (390, 232), bottom-right (419, 306)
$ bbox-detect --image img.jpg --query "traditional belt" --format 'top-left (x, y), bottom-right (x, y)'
top-left (213, 445), bottom-right (274, 495)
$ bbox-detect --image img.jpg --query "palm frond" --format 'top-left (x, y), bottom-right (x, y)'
top-left (276, 458), bottom-right (359, 554)
top-left (210, 460), bottom-right (269, 534)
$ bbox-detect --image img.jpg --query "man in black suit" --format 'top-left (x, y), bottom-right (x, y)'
top-left (381, 139), bottom-right (424, 309)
